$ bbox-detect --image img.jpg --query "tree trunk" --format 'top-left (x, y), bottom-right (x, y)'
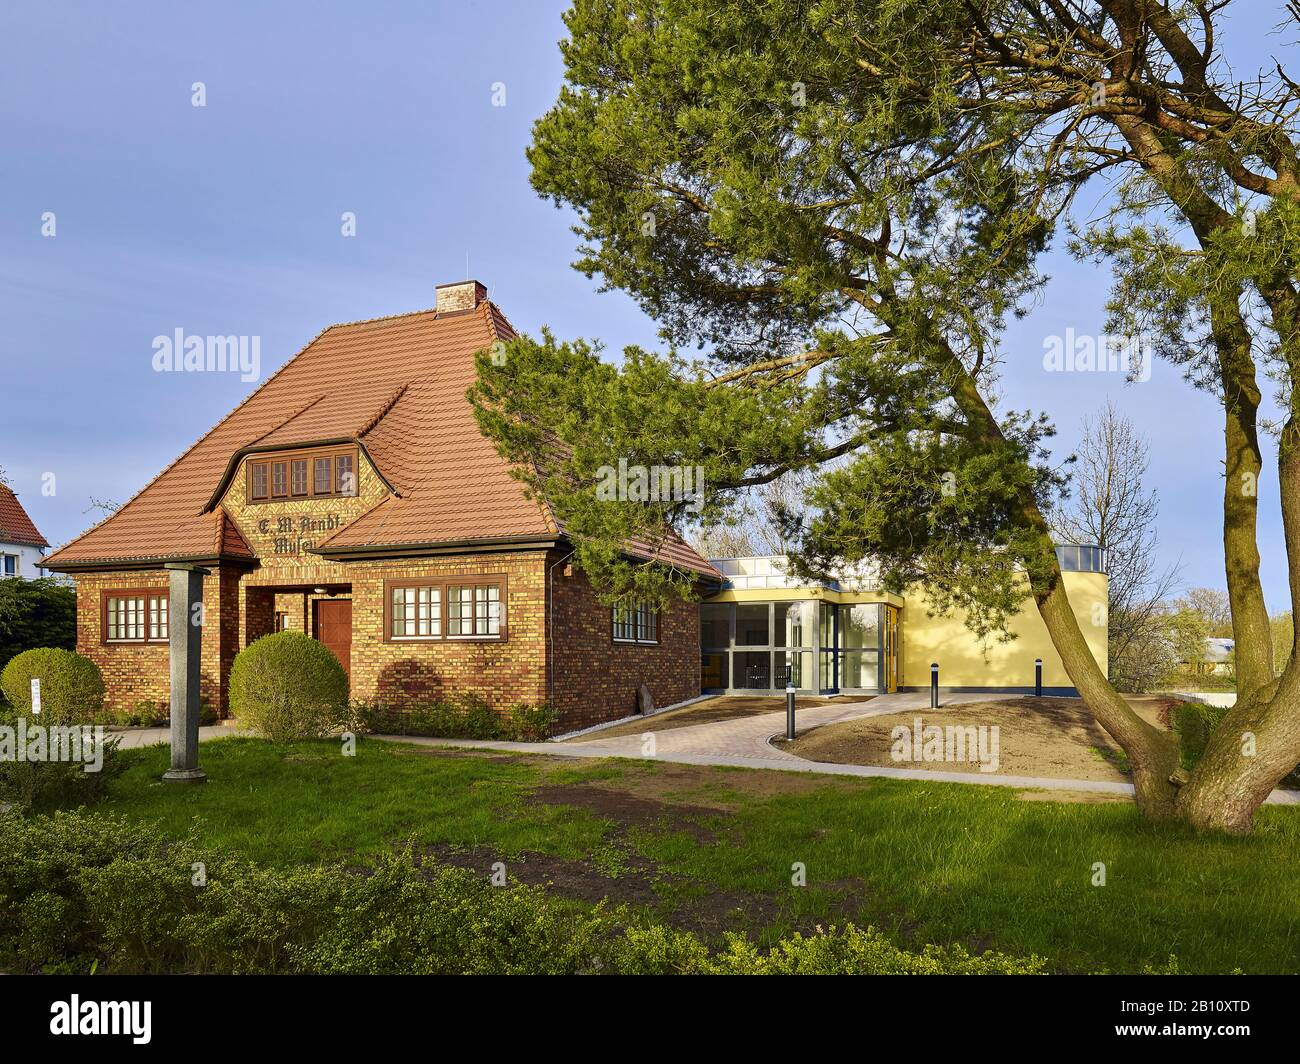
top-left (1176, 414), bottom-right (1300, 832)
top-left (1035, 577), bottom-right (1181, 820)
top-left (1175, 685), bottom-right (1300, 833)
top-left (1210, 298), bottom-right (1275, 698)
top-left (939, 351), bottom-right (1184, 820)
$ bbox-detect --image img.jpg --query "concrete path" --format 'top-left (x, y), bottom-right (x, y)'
top-left (109, 724), bottom-right (244, 749)
top-left (109, 700), bottom-right (1300, 806)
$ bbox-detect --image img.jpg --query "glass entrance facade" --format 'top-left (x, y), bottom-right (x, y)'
top-left (702, 599), bottom-right (895, 694)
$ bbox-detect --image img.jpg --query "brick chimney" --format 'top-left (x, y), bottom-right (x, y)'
top-left (435, 279), bottom-right (487, 315)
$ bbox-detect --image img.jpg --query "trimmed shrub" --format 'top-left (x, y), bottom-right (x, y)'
top-left (228, 631), bottom-right (349, 742)
top-left (0, 810), bottom-right (1048, 975)
top-left (0, 648), bottom-right (105, 725)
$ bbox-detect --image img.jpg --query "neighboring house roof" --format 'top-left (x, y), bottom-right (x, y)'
top-left (42, 293), bottom-right (719, 580)
top-left (1203, 637), bottom-right (1235, 663)
top-left (0, 484), bottom-right (49, 548)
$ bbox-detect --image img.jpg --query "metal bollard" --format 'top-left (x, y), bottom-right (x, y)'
top-left (930, 662), bottom-right (939, 709)
top-left (786, 684), bottom-right (797, 740)
top-left (1035, 658), bottom-right (1043, 698)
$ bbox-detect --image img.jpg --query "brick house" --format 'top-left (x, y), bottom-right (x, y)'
top-left (41, 281), bottom-right (719, 732)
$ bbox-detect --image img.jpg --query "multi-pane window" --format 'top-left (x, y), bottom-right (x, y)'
top-left (448, 584), bottom-right (501, 637)
top-left (336, 454), bottom-right (355, 496)
top-left (313, 457), bottom-right (333, 496)
top-left (148, 596), bottom-right (169, 640)
top-left (613, 602), bottom-right (658, 644)
top-left (386, 578), bottom-right (504, 641)
top-left (391, 586), bottom-right (442, 639)
top-left (105, 591), bottom-right (169, 644)
top-left (1, 554), bottom-right (16, 577)
top-left (246, 447), bottom-right (358, 504)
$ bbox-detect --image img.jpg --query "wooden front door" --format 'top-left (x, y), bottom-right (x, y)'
top-left (313, 599), bottom-right (352, 679)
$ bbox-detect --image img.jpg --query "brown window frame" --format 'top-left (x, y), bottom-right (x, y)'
top-left (101, 587), bottom-right (170, 645)
top-left (383, 575), bottom-right (508, 643)
top-left (245, 445), bottom-right (360, 505)
top-left (290, 459), bottom-right (309, 498)
top-left (613, 601), bottom-right (659, 645)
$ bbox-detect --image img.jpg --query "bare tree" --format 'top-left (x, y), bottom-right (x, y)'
top-left (691, 520), bottom-right (761, 559)
top-left (691, 469), bottom-right (818, 558)
top-left (1179, 588), bottom-right (1234, 640)
top-left (1056, 402), bottom-right (1181, 692)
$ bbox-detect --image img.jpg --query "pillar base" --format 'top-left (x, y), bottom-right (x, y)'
top-left (162, 768), bottom-right (208, 783)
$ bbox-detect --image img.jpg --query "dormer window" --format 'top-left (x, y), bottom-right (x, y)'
top-left (247, 446), bottom-right (359, 503)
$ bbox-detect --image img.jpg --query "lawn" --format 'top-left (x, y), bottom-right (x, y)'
top-left (102, 736), bottom-right (1300, 974)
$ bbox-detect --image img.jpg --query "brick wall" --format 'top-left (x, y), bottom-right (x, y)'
top-left (549, 563), bottom-right (701, 731)
top-left (345, 551), bottom-right (550, 710)
top-left (71, 545), bottom-right (703, 731)
top-left (74, 572), bottom-right (171, 713)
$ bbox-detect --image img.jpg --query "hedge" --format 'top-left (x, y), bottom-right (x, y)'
top-left (354, 695), bottom-right (557, 741)
top-left (0, 810), bottom-right (1046, 975)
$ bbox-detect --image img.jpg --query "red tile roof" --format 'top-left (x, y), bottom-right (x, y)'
top-left (0, 485), bottom-right (48, 548)
top-left (42, 295), bottom-right (720, 580)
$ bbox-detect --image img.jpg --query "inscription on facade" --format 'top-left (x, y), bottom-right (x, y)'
top-left (256, 514), bottom-right (345, 556)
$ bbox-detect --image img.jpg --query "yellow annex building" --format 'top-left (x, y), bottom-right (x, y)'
top-left (700, 547), bottom-right (1107, 696)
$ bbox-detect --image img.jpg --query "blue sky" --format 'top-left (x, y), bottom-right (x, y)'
top-left (0, 1), bottom-right (1293, 612)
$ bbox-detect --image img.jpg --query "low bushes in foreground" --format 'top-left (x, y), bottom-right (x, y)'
top-left (0, 810), bottom-right (1044, 975)
top-left (354, 695), bottom-right (557, 741)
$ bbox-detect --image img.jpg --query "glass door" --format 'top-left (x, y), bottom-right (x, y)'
top-left (883, 605), bottom-right (899, 692)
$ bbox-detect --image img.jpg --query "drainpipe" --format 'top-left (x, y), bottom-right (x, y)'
top-left (545, 548), bottom-right (578, 708)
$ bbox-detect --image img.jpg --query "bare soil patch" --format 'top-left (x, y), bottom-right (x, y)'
top-left (572, 693), bottom-right (867, 741)
top-left (782, 696), bottom-right (1171, 783)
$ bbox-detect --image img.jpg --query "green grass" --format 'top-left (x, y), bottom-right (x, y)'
top-left (100, 737), bottom-right (1300, 973)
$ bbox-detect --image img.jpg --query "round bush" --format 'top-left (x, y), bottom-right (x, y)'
top-left (0, 648), bottom-right (105, 724)
top-left (228, 631), bottom-right (349, 742)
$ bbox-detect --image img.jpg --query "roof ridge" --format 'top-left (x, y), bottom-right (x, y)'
top-left (244, 393), bottom-right (328, 449)
top-left (323, 306), bottom-right (438, 330)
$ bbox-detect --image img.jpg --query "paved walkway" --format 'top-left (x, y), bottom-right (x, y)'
top-left (110, 699), bottom-right (1300, 806)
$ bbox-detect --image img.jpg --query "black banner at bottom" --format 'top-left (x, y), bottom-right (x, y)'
top-left (0, 973), bottom-right (1281, 1051)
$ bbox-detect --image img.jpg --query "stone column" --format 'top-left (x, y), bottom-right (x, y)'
top-left (163, 563), bottom-right (209, 783)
